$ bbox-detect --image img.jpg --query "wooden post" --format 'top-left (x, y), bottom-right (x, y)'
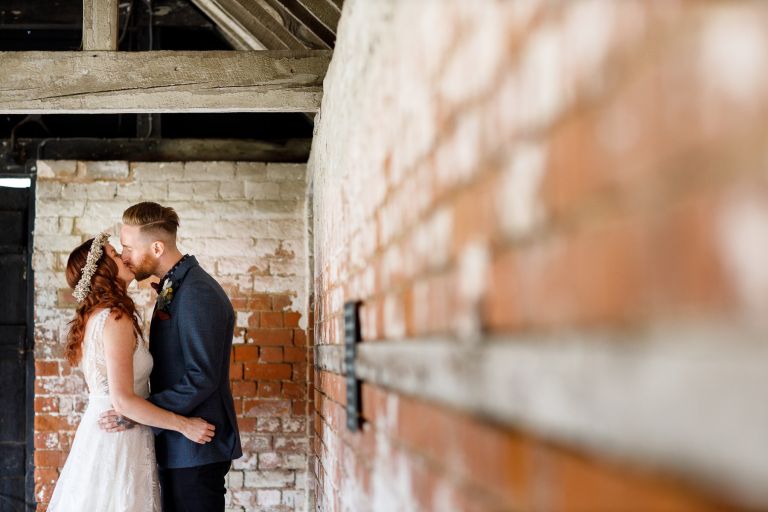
top-left (83, 0), bottom-right (119, 51)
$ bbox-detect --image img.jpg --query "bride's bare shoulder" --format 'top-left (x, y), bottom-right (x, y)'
top-left (102, 310), bottom-right (134, 339)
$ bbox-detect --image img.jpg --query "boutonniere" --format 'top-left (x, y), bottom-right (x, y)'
top-left (154, 280), bottom-right (175, 320)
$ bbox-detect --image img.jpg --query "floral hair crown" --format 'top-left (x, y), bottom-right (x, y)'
top-left (73, 232), bottom-right (110, 304)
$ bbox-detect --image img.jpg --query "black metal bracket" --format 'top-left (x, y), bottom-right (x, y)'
top-left (344, 301), bottom-right (362, 432)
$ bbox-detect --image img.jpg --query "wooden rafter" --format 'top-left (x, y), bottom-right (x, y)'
top-left (0, 50), bottom-right (331, 113)
top-left (296, 0), bottom-right (340, 33)
top-left (191, 0), bottom-right (305, 50)
top-left (192, 0), bottom-right (342, 51)
top-left (266, 0), bottom-right (336, 49)
top-left (190, 0), bottom-right (265, 49)
top-left (221, 0), bottom-right (306, 50)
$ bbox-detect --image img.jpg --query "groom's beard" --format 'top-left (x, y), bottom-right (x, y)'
top-left (131, 254), bottom-right (158, 282)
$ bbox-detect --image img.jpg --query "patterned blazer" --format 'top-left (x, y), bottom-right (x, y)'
top-left (148, 256), bottom-right (243, 469)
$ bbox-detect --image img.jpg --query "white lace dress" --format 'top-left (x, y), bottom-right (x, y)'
top-left (48, 308), bottom-right (161, 511)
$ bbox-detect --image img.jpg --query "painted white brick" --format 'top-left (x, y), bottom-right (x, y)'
top-left (270, 258), bottom-right (304, 277)
top-left (231, 490), bottom-right (255, 509)
top-left (279, 181), bottom-right (306, 201)
top-left (36, 160), bottom-right (77, 179)
top-left (266, 163), bottom-right (306, 182)
top-left (161, 201), bottom-right (208, 219)
top-left (245, 181), bottom-right (281, 200)
top-left (294, 470), bottom-right (307, 488)
top-left (701, 7), bottom-right (768, 105)
top-left (36, 200), bottom-right (85, 218)
top-left (274, 437), bottom-right (308, 451)
top-left (184, 161), bottom-right (236, 181)
top-left (36, 182), bottom-right (62, 199)
top-left (233, 454), bottom-right (258, 471)
top-left (181, 219), bottom-right (268, 238)
top-left (181, 237), bottom-right (255, 258)
top-left (284, 454), bottom-right (307, 470)
top-left (217, 256), bottom-right (268, 276)
top-left (83, 160), bottom-right (129, 180)
top-left (257, 489), bottom-right (281, 507)
top-left (212, 200), bottom-right (299, 220)
top-left (34, 234), bottom-right (83, 252)
top-left (282, 490), bottom-right (304, 508)
top-left (192, 181), bottom-right (220, 199)
top-left (86, 182), bottom-right (118, 200)
top-left (58, 217), bottom-right (75, 234)
top-left (266, 219), bottom-right (306, 240)
top-left (55, 252), bottom-right (70, 271)
top-left (219, 180), bottom-right (246, 199)
top-left (168, 182), bottom-right (194, 200)
top-left (228, 470), bottom-right (244, 489)
top-left (34, 217), bottom-right (60, 235)
top-left (236, 311), bottom-right (250, 329)
top-left (32, 251), bottom-right (55, 272)
top-left (115, 182), bottom-right (143, 201)
top-left (138, 181), bottom-right (169, 200)
top-left (73, 216), bottom-right (120, 238)
top-left (244, 470), bottom-right (295, 488)
top-left (282, 417), bottom-right (305, 433)
top-left (130, 162), bottom-right (184, 181)
top-left (235, 162), bottom-right (268, 180)
top-left (215, 273), bottom-right (254, 293)
top-left (497, 143), bottom-right (548, 240)
top-left (60, 183), bottom-right (88, 200)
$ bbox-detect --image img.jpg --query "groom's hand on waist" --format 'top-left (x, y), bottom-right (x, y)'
top-left (98, 409), bottom-right (136, 432)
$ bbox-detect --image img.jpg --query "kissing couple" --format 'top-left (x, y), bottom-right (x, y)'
top-left (48, 202), bottom-right (242, 512)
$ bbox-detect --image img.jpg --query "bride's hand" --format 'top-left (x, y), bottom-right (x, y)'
top-left (98, 409), bottom-right (137, 432)
top-left (179, 417), bottom-right (215, 444)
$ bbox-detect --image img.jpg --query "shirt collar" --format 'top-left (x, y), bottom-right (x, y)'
top-left (158, 254), bottom-right (195, 288)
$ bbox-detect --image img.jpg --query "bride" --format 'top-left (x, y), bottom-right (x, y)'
top-left (48, 232), bottom-right (215, 511)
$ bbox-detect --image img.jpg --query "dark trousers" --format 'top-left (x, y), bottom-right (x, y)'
top-left (158, 461), bottom-right (231, 512)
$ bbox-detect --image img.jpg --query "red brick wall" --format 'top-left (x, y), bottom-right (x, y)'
top-left (228, 291), bottom-right (311, 510)
top-left (308, 1), bottom-right (768, 510)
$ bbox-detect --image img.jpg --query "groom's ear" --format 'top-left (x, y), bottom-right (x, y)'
top-left (151, 240), bottom-right (165, 258)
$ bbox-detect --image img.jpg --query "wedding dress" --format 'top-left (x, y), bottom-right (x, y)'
top-left (48, 308), bottom-right (161, 511)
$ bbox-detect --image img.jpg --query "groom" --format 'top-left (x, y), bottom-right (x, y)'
top-left (99, 201), bottom-right (242, 512)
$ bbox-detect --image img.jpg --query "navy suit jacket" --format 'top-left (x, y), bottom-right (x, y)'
top-left (147, 256), bottom-right (242, 469)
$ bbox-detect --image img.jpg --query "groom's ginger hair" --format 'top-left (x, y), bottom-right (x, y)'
top-left (122, 202), bottom-right (180, 239)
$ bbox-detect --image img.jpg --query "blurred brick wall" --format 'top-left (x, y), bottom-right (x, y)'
top-left (32, 160), bottom-right (311, 511)
top-left (308, 1), bottom-right (768, 511)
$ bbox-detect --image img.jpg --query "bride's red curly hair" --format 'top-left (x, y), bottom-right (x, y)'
top-left (64, 238), bottom-right (142, 365)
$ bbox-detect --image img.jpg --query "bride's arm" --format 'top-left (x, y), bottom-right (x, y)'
top-left (102, 311), bottom-right (215, 444)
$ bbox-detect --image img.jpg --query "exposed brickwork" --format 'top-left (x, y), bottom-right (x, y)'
top-left (308, 1), bottom-right (767, 510)
top-left (33, 160), bottom-right (311, 511)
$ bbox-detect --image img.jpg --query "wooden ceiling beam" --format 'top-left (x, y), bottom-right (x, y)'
top-left (0, 50), bottom-right (330, 113)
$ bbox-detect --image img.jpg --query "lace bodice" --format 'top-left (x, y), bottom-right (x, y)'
top-left (82, 308), bottom-right (153, 398)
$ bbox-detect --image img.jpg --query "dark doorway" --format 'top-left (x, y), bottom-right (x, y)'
top-left (0, 177), bottom-right (34, 511)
